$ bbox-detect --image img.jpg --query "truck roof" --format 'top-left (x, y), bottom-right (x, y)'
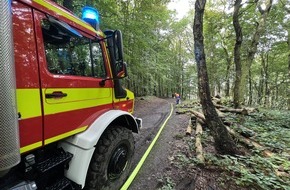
top-left (18, 0), bottom-right (104, 38)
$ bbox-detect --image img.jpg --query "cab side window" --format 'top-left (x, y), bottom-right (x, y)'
top-left (92, 43), bottom-right (106, 78)
top-left (41, 18), bottom-right (106, 78)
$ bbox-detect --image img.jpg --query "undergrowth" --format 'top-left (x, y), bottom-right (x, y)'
top-left (157, 176), bottom-right (175, 190)
top-left (174, 107), bottom-right (290, 190)
top-left (170, 101), bottom-right (290, 189)
top-left (205, 109), bottom-right (290, 189)
top-left (243, 109), bottom-right (290, 153)
top-left (203, 153), bottom-right (290, 189)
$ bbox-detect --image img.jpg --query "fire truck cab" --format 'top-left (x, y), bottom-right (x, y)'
top-left (0, 0), bottom-right (141, 189)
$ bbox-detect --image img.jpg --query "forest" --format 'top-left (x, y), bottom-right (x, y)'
top-left (55, 0), bottom-right (289, 110)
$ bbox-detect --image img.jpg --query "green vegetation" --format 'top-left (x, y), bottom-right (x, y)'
top-left (205, 153), bottom-right (290, 189)
top-left (242, 110), bottom-right (290, 152)
top-left (158, 176), bottom-right (175, 190)
top-left (188, 109), bottom-right (290, 189)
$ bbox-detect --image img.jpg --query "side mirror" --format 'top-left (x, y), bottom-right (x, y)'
top-left (104, 29), bottom-right (127, 79)
top-left (113, 30), bottom-right (124, 64)
top-left (113, 30), bottom-right (127, 78)
top-left (117, 62), bottom-right (128, 78)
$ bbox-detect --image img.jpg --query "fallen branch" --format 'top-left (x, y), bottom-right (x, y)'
top-left (243, 107), bottom-right (258, 113)
top-left (226, 128), bottom-right (272, 161)
top-left (215, 108), bottom-right (226, 118)
top-left (218, 106), bottom-right (258, 115)
top-left (186, 118), bottom-right (193, 136)
top-left (213, 102), bottom-right (227, 109)
top-left (238, 125), bottom-right (256, 138)
top-left (211, 96), bottom-right (221, 104)
top-left (219, 107), bottom-right (249, 115)
top-left (195, 120), bottom-right (205, 164)
top-left (189, 110), bottom-right (206, 122)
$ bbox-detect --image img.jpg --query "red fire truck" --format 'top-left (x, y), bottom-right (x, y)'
top-left (0, 0), bottom-right (141, 189)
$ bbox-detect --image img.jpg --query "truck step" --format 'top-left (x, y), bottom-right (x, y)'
top-left (36, 151), bottom-right (73, 173)
top-left (45, 177), bottom-right (71, 190)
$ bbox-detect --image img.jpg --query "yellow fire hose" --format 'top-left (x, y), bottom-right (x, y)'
top-left (121, 103), bottom-right (174, 190)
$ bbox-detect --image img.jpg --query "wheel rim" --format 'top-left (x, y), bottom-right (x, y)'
top-left (108, 144), bottom-right (129, 181)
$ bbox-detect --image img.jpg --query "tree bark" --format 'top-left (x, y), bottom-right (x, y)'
top-left (261, 53), bottom-right (270, 107)
top-left (241, 0), bottom-right (273, 107)
top-left (258, 64), bottom-right (264, 105)
top-left (288, 26), bottom-right (290, 110)
top-left (186, 118), bottom-right (193, 135)
top-left (218, 33), bottom-right (232, 97)
top-left (233, 0), bottom-right (243, 108)
top-left (219, 107), bottom-right (249, 115)
top-left (248, 69), bottom-right (253, 105)
top-left (195, 120), bottom-right (205, 163)
top-left (193, 0), bottom-right (239, 155)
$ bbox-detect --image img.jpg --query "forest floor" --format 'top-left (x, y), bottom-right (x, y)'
top-left (128, 96), bottom-right (290, 190)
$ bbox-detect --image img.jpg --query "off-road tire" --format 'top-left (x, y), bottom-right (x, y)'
top-left (85, 126), bottom-right (134, 190)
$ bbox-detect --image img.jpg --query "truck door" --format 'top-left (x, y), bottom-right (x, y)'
top-left (12, 1), bottom-right (43, 153)
top-left (33, 11), bottom-right (113, 145)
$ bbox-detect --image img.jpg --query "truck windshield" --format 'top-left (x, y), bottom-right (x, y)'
top-left (41, 19), bottom-right (106, 78)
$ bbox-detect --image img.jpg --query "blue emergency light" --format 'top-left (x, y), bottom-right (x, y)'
top-left (82, 6), bottom-right (100, 30)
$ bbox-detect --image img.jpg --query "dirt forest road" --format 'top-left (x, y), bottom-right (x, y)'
top-left (128, 97), bottom-right (252, 190)
top-left (128, 96), bottom-right (191, 190)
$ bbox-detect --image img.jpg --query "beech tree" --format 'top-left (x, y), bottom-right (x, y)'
top-left (233, 0), bottom-right (243, 108)
top-left (193, 0), bottom-right (239, 155)
top-left (284, 2), bottom-right (290, 110)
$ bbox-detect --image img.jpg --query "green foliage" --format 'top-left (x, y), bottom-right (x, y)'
top-left (196, 109), bottom-right (290, 189)
top-left (176, 153), bottom-right (191, 168)
top-left (204, 153), bottom-right (290, 190)
top-left (244, 110), bottom-right (290, 152)
top-left (158, 176), bottom-right (175, 190)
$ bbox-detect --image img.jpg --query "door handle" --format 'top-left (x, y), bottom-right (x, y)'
top-left (45, 91), bottom-right (67, 99)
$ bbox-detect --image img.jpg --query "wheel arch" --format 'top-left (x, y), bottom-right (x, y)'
top-left (110, 113), bottom-right (139, 133)
top-left (59, 110), bottom-right (138, 188)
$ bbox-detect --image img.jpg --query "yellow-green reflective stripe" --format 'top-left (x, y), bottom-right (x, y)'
top-left (44, 126), bottom-right (88, 145)
top-left (33, 0), bottom-right (100, 35)
top-left (43, 88), bottom-right (112, 115)
top-left (113, 89), bottom-right (135, 114)
top-left (17, 89), bottom-right (42, 119)
top-left (20, 141), bottom-right (42, 153)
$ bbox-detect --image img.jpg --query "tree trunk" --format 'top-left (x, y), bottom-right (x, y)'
top-left (288, 27), bottom-right (290, 110)
top-left (258, 65), bottom-right (264, 105)
top-left (220, 37), bottom-right (232, 97)
top-left (195, 120), bottom-right (205, 163)
top-left (261, 53), bottom-right (270, 107)
top-left (193, 0), bottom-right (239, 155)
top-left (233, 0), bottom-right (243, 108)
top-left (225, 54), bottom-right (231, 97)
top-left (241, 0), bottom-right (273, 107)
top-left (248, 69), bottom-right (253, 105)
